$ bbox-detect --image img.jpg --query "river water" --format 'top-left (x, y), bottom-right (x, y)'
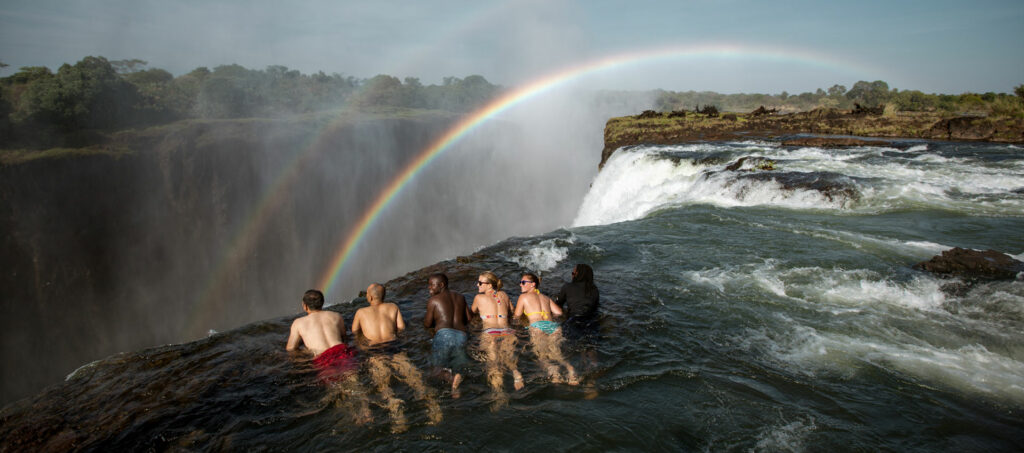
top-left (2, 139), bottom-right (1022, 451)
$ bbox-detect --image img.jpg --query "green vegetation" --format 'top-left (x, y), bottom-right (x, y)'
top-left (0, 56), bottom-right (500, 150)
top-left (654, 80), bottom-right (1024, 118)
top-left (2, 55), bottom-right (1022, 154)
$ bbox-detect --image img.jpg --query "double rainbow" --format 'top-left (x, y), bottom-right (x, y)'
top-left (315, 43), bottom-right (878, 295)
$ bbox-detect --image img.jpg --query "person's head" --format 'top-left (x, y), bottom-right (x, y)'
top-left (366, 283), bottom-right (385, 303)
top-left (477, 271), bottom-right (502, 293)
top-left (428, 273), bottom-right (448, 295)
top-left (571, 263), bottom-right (594, 284)
top-left (520, 272), bottom-right (539, 293)
top-left (302, 289), bottom-right (325, 311)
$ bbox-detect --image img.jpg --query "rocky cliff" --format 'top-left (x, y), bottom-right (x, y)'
top-left (0, 110), bottom-right (458, 405)
top-left (601, 108), bottom-right (1024, 168)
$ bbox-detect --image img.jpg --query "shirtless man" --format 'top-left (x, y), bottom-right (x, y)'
top-left (286, 290), bottom-right (367, 421)
top-left (286, 289), bottom-right (357, 379)
top-left (423, 273), bottom-right (472, 397)
top-left (352, 283), bottom-right (405, 345)
top-left (513, 273), bottom-right (578, 385)
top-left (351, 283), bottom-right (440, 431)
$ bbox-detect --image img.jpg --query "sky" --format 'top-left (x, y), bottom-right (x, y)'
top-left (1, 0), bottom-right (1022, 95)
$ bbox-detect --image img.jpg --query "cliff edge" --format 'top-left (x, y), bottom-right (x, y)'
top-left (601, 107), bottom-right (1024, 168)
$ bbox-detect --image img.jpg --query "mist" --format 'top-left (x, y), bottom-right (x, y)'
top-left (329, 88), bottom-right (658, 302)
top-left (5, 0), bottom-right (1019, 408)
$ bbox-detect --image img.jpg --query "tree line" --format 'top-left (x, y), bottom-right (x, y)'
top-left (654, 80), bottom-right (1024, 117)
top-left (2, 56), bottom-right (1022, 149)
top-left (0, 56), bottom-right (501, 148)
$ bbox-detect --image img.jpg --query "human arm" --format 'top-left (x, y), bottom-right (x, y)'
top-left (286, 320), bottom-right (302, 351)
top-left (351, 311), bottom-right (362, 337)
top-left (395, 306), bottom-right (406, 332)
top-left (553, 285), bottom-right (567, 308)
top-left (423, 299), bottom-right (436, 329)
top-left (512, 293), bottom-right (528, 325)
top-left (549, 295), bottom-right (563, 317)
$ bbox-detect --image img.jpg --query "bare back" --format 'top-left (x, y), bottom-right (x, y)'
top-left (425, 290), bottom-right (469, 332)
top-left (514, 290), bottom-right (561, 324)
top-left (472, 290), bottom-right (512, 329)
top-left (352, 302), bottom-right (405, 344)
top-left (286, 310), bottom-right (346, 357)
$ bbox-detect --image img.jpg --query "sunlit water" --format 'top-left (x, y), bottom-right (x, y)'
top-left (2, 140), bottom-right (1022, 451)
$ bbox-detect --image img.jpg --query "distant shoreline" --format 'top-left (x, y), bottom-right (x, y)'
top-left (601, 108), bottom-right (1024, 168)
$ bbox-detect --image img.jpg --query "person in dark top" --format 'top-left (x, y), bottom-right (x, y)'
top-left (553, 263), bottom-right (600, 349)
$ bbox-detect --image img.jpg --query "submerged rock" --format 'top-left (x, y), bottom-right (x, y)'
top-left (782, 137), bottom-right (891, 148)
top-left (913, 247), bottom-right (1024, 281)
top-left (736, 171), bottom-right (860, 203)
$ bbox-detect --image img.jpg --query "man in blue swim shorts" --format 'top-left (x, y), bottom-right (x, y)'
top-left (423, 273), bottom-right (473, 397)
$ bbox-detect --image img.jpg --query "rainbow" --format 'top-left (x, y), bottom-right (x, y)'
top-left (182, 113), bottom-right (351, 336)
top-left (316, 43), bottom-right (880, 295)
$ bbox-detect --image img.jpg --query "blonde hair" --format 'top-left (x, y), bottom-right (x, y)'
top-left (479, 271), bottom-right (503, 291)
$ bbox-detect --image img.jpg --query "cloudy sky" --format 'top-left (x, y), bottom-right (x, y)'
top-left (1, 0), bottom-right (1021, 94)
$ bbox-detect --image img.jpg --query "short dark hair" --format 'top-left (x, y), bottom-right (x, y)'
top-left (429, 273), bottom-right (449, 287)
top-left (303, 289), bottom-right (325, 310)
top-left (522, 272), bottom-right (540, 285)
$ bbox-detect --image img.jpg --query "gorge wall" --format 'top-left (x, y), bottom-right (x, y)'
top-left (0, 112), bottom-right (461, 405)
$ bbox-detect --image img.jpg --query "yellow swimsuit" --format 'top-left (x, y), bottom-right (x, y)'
top-left (523, 310), bottom-right (551, 320)
top-left (523, 290), bottom-right (551, 320)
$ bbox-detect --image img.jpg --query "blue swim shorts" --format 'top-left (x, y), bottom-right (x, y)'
top-left (431, 328), bottom-right (470, 371)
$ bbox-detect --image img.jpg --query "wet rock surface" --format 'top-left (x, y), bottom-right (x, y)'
top-left (735, 171), bottom-right (860, 203)
top-left (602, 107), bottom-right (1024, 168)
top-left (781, 137), bottom-right (891, 148)
top-left (914, 247), bottom-right (1024, 281)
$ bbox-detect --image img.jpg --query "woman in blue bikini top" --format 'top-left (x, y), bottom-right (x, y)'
top-left (513, 272), bottom-right (563, 334)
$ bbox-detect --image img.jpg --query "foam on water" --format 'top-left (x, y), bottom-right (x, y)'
top-left (773, 327), bottom-right (1024, 406)
top-left (500, 235), bottom-right (575, 273)
top-left (686, 255), bottom-right (1024, 405)
top-left (573, 147), bottom-right (853, 226)
top-left (574, 142), bottom-right (1024, 226)
top-left (682, 259), bottom-right (948, 313)
top-left (753, 416), bottom-right (817, 452)
top-left (573, 148), bottom-right (706, 226)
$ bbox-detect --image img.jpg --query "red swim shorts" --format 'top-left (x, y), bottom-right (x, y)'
top-left (313, 343), bottom-right (358, 384)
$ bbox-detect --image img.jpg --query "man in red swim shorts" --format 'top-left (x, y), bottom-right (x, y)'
top-left (286, 289), bottom-right (357, 383)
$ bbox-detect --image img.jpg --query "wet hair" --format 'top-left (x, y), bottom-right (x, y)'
top-left (367, 283), bottom-right (385, 301)
top-left (429, 273), bottom-right (449, 287)
top-left (522, 272), bottom-right (540, 286)
top-left (303, 289), bottom-right (325, 310)
top-left (572, 264), bottom-right (598, 298)
top-left (479, 271), bottom-right (503, 291)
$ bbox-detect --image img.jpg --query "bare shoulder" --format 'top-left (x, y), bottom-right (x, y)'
top-left (290, 315), bottom-right (306, 330)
